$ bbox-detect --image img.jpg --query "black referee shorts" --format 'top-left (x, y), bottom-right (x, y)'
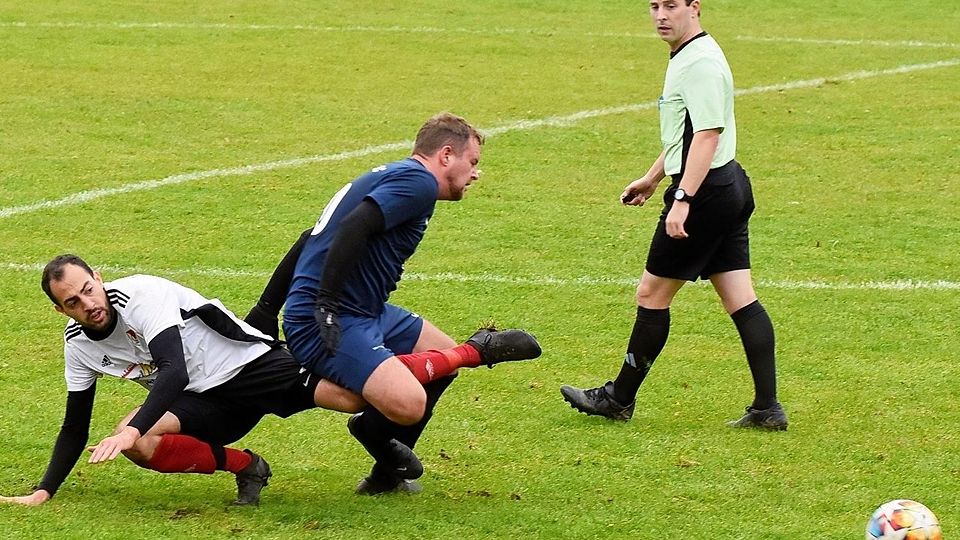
top-left (168, 346), bottom-right (320, 446)
top-left (645, 160), bottom-right (755, 282)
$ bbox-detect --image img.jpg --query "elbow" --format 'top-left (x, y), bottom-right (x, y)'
top-left (171, 369), bottom-right (189, 391)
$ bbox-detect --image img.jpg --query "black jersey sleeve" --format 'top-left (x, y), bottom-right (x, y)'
top-left (36, 383), bottom-right (96, 497)
top-left (318, 198), bottom-right (386, 298)
top-left (126, 325), bottom-right (189, 435)
top-left (245, 227), bottom-right (312, 338)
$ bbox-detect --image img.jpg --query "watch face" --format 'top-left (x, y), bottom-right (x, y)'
top-left (674, 189), bottom-right (685, 200)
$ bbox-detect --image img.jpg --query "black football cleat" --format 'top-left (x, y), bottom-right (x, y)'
top-left (727, 402), bottom-right (788, 431)
top-left (560, 381), bottom-right (635, 421)
top-left (355, 465), bottom-right (423, 496)
top-left (232, 450), bottom-right (272, 506)
top-left (347, 413), bottom-right (424, 480)
top-left (466, 327), bottom-right (542, 367)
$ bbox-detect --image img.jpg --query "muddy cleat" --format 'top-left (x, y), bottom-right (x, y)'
top-left (727, 402), bottom-right (789, 431)
top-left (347, 413), bottom-right (424, 480)
top-left (232, 450), bottom-right (272, 506)
top-left (560, 381), bottom-right (635, 421)
top-left (355, 465), bottom-right (423, 496)
top-left (466, 327), bottom-right (542, 367)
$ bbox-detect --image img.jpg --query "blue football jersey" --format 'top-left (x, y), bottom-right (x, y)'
top-left (285, 158), bottom-right (438, 318)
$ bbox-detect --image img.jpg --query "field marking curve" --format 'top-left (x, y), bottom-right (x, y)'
top-left (3, 21), bottom-right (959, 49)
top-left (1, 58), bottom-right (957, 221)
top-left (3, 262), bottom-right (958, 291)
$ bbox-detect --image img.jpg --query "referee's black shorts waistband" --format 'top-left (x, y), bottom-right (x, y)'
top-left (671, 159), bottom-right (743, 187)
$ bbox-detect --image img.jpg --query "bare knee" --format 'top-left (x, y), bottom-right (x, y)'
top-left (635, 272), bottom-right (684, 309)
top-left (635, 282), bottom-right (655, 306)
top-left (635, 281), bottom-right (668, 309)
top-left (122, 435), bottom-right (162, 466)
top-left (380, 390), bottom-right (427, 426)
top-left (363, 358), bottom-right (428, 425)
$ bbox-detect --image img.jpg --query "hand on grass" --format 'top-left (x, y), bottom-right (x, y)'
top-left (0, 490), bottom-right (50, 506)
top-left (87, 426), bottom-right (140, 464)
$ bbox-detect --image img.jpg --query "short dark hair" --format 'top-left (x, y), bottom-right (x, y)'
top-left (41, 254), bottom-right (94, 305)
top-left (412, 112), bottom-right (484, 157)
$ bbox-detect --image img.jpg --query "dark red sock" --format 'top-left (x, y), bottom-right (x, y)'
top-left (146, 434), bottom-right (251, 474)
top-left (223, 448), bottom-right (253, 473)
top-left (397, 344), bottom-right (481, 384)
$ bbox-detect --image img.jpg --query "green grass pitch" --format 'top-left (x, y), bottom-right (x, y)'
top-left (1, 1), bottom-right (958, 538)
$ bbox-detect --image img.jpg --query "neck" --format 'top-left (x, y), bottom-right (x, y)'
top-left (411, 153), bottom-right (443, 181)
top-left (670, 26), bottom-right (704, 52)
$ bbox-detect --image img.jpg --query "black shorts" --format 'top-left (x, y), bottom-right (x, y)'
top-left (168, 347), bottom-right (319, 445)
top-left (645, 160), bottom-right (755, 282)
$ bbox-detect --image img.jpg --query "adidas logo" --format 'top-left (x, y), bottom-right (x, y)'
top-left (101, 356), bottom-right (113, 367)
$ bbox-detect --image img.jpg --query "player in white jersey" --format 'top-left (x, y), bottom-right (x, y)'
top-left (0, 254), bottom-right (421, 507)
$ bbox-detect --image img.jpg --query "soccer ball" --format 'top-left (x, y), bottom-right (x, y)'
top-left (865, 499), bottom-right (942, 540)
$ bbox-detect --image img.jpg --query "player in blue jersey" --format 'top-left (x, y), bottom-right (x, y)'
top-left (245, 112), bottom-right (542, 494)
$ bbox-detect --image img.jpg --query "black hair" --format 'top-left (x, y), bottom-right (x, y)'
top-left (41, 254), bottom-right (94, 305)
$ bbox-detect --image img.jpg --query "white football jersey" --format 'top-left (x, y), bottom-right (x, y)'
top-left (63, 274), bottom-right (273, 393)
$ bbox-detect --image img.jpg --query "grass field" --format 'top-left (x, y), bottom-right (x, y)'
top-left (1, 1), bottom-right (959, 538)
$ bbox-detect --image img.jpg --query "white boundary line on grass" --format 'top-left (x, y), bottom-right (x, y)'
top-left (3, 21), bottom-right (960, 50)
top-left (3, 262), bottom-right (958, 291)
top-left (735, 35), bottom-right (960, 50)
top-left (2, 58), bottom-right (957, 221)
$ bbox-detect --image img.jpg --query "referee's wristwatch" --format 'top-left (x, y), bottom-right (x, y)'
top-left (673, 187), bottom-right (694, 203)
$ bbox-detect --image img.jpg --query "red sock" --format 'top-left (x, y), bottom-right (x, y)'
top-left (146, 434), bottom-right (251, 474)
top-left (223, 448), bottom-right (253, 473)
top-left (397, 344), bottom-right (482, 384)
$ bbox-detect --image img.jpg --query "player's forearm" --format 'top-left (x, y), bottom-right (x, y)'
top-left (37, 429), bottom-right (87, 497)
top-left (257, 228), bottom-right (311, 312)
top-left (678, 130), bottom-right (719, 194)
top-left (128, 326), bottom-right (189, 435)
top-left (644, 150), bottom-right (667, 183)
top-left (37, 387), bottom-right (95, 497)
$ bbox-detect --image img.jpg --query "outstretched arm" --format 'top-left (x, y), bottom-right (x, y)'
top-left (0, 383), bottom-right (96, 505)
top-left (86, 326), bottom-right (188, 463)
top-left (244, 228), bottom-right (311, 338)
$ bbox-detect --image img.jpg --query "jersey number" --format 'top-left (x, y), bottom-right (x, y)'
top-left (312, 183), bottom-right (353, 236)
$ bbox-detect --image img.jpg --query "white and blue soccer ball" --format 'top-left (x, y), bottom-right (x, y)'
top-left (865, 499), bottom-right (941, 540)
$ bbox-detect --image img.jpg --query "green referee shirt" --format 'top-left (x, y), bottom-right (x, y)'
top-left (658, 33), bottom-right (736, 177)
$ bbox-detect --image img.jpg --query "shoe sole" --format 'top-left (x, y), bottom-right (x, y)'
top-left (728, 422), bottom-right (788, 431)
top-left (355, 479), bottom-right (423, 496)
top-left (559, 386), bottom-right (632, 421)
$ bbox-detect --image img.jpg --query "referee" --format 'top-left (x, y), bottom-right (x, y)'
top-left (561, 0), bottom-right (787, 430)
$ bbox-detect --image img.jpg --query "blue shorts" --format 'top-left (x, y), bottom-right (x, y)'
top-left (283, 303), bottom-right (424, 393)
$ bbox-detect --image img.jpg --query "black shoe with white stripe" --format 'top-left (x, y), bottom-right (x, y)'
top-left (347, 413), bottom-right (423, 480)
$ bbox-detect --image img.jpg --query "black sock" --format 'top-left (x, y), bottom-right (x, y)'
top-left (354, 374), bottom-right (458, 462)
top-left (731, 300), bottom-right (778, 409)
top-left (391, 374), bottom-right (457, 450)
top-left (612, 306), bottom-right (670, 405)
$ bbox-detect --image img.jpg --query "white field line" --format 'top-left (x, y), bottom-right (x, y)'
top-left (3, 21), bottom-right (960, 50)
top-left (1, 21), bottom-right (645, 38)
top-left (736, 35), bottom-right (960, 50)
top-left (0, 142), bottom-right (410, 219)
top-left (2, 58), bottom-right (957, 221)
top-left (3, 262), bottom-right (958, 291)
